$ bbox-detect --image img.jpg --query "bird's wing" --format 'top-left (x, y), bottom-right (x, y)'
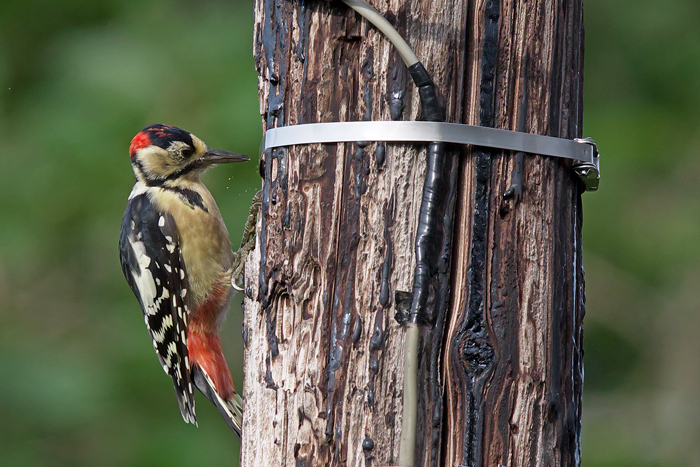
top-left (119, 191), bottom-right (196, 425)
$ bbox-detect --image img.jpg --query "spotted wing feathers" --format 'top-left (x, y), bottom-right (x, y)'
top-left (119, 192), bottom-right (196, 425)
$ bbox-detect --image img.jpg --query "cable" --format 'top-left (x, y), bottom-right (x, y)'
top-left (342, 0), bottom-right (442, 122)
top-left (342, 0), bottom-right (420, 67)
top-left (398, 322), bottom-right (419, 467)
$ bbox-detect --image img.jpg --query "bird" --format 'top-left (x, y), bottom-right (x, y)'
top-left (119, 123), bottom-right (254, 435)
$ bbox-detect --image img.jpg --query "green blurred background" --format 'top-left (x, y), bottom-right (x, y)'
top-left (0, 0), bottom-right (697, 465)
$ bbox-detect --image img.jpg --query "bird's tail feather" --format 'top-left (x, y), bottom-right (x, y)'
top-left (192, 365), bottom-right (242, 436)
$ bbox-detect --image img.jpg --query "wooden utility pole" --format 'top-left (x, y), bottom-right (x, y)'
top-left (242, 1), bottom-right (585, 466)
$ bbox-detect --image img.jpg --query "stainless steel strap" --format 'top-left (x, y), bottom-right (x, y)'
top-left (263, 121), bottom-right (600, 191)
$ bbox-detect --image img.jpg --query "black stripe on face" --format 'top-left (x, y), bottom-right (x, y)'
top-left (165, 162), bottom-right (200, 181)
top-left (133, 160), bottom-right (199, 190)
top-left (132, 159), bottom-right (165, 187)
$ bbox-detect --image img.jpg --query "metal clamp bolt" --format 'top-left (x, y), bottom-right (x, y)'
top-left (573, 137), bottom-right (600, 191)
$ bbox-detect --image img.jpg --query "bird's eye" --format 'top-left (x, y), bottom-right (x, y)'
top-left (181, 146), bottom-right (194, 159)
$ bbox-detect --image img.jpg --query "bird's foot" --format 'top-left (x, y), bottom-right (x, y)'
top-left (231, 190), bottom-right (262, 291)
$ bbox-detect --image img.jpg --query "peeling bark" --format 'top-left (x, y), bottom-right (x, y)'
top-left (243, 1), bottom-right (585, 466)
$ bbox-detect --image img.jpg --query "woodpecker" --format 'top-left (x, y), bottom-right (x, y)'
top-left (119, 123), bottom-right (251, 435)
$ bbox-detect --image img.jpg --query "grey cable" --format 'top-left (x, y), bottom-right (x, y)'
top-left (342, 0), bottom-right (420, 67)
top-left (398, 323), bottom-right (419, 467)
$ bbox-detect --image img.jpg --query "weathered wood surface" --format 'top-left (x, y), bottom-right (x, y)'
top-left (443, 0), bottom-right (585, 466)
top-left (242, 0), bottom-right (585, 466)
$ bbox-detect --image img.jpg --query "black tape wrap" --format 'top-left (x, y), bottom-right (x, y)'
top-left (408, 141), bottom-right (446, 324)
top-left (408, 62), bottom-right (444, 123)
top-left (407, 62), bottom-right (446, 325)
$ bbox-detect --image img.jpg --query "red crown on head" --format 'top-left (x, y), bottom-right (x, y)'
top-left (129, 131), bottom-right (152, 159)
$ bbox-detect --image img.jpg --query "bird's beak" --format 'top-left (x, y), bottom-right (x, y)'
top-left (199, 148), bottom-right (250, 166)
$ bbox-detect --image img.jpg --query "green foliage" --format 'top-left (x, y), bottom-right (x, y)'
top-left (584, 321), bottom-right (641, 393)
top-left (0, 0), bottom-right (697, 465)
top-left (582, 1), bottom-right (700, 465)
top-left (0, 0), bottom-right (258, 465)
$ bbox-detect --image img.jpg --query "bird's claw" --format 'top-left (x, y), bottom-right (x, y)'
top-left (231, 190), bottom-right (263, 289)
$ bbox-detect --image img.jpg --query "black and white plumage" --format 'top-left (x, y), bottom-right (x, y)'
top-left (119, 189), bottom-right (196, 424)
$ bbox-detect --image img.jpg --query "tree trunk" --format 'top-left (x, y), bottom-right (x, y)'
top-left (242, 1), bottom-right (585, 466)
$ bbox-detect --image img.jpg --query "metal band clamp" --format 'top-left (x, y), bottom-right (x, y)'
top-left (263, 121), bottom-right (600, 191)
